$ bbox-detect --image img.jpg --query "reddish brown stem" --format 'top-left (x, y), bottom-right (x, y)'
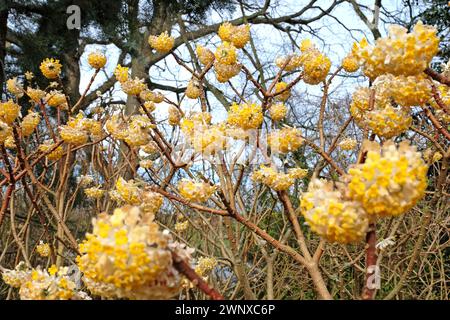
top-left (425, 67), bottom-right (450, 86)
top-left (171, 252), bottom-right (224, 300)
top-left (423, 107), bottom-right (450, 141)
top-left (361, 223), bottom-right (377, 300)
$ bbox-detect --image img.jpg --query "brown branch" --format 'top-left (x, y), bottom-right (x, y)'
top-left (425, 67), bottom-right (450, 86)
top-left (171, 251), bottom-right (224, 300)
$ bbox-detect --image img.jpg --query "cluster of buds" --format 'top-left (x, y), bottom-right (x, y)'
top-left (185, 79), bottom-right (202, 99)
top-left (214, 61), bottom-right (241, 83)
top-left (21, 111), bottom-right (41, 137)
top-left (2, 262), bottom-right (90, 300)
top-left (252, 165), bottom-right (308, 191)
top-left (77, 205), bottom-right (184, 299)
top-left (148, 31), bottom-right (175, 53)
top-left (269, 103), bottom-right (287, 121)
top-left (350, 86), bottom-right (412, 138)
top-left (0, 100), bottom-right (20, 124)
top-left (338, 138), bottom-right (357, 151)
top-left (218, 22), bottom-right (251, 49)
top-left (46, 90), bottom-right (68, 109)
top-left (352, 21), bottom-right (439, 79)
top-left (6, 77), bottom-right (24, 97)
top-left (267, 127), bottom-right (303, 153)
top-left (347, 140), bottom-right (427, 217)
top-left (177, 179), bottom-right (217, 203)
top-left (298, 39), bottom-right (331, 85)
top-left (60, 113), bottom-right (103, 145)
top-left (300, 178), bottom-right (369, 243)
top-left (85, 186), bottom-right (106, 199)
top-left (121, 77), bottom-right (147, 96)
top-left (196, 45), bottom-right (215, 65)
top-left (38, 140), bottom-right (64, 161)
top-left (26, 88), bottom-right (46, 103)
top-left (39, 58), bottom-right (62, 79)
top-left (36, 241), bottom-right (51, 257)
top-left (227, 102), bottom-right (263, 130)
top-left (275, 55), bottom-right (302, 71)
top-left (114, 64), bottom-right (129, 83)
top-left (87, 52), bottom-right (107, 69)
top-left (106, 114), bottom-right (153, 147)
top-left (273, 82), bottom-right (291, 101)
top-left (341, 54), bottom-right (360, 73)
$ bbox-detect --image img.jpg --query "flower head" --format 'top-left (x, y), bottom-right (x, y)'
top-left (40, 58), bottom-right (62, 79)
top-left (300, 178), bottom-right (369, 243)
top-left (148, 31), bottom-right (174, 53)
top-left (88, 52), bottom-right (107, 69)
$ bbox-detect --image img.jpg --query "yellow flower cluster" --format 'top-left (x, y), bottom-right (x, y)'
top-left (0, 121), bottom-right (12, 143)
top-left (26, 88), bottom-right (46, 103)
top-left (352, 21), bottom-right (439, 79)
top-left (215, 41), bottom-right (237, 65)
top-left (20, 111), bottom-right (40, 137)
top-left (227, 102), bottom-right (263, 130)
top-left (180, 113), bottom-right (227, 154)
top-left (269, 103), bottom-right (287, 121)
top-left (376, 74), bottom-right (432, 107)
top-left (105, 115), bottom-right (128, 140)
top-left (300, 178), bottom-right (369, 244)
top-left (60, 113), bottom-right (103, 145)
top-left (6, 77), bottom-right (24, 97)
top-left (349, 87), bottom-right (412, 138)
top-left (125, 115), bottom-right (153, 147)
top-left (106, 114), bottom-right (152, 147)
top-left (341, 54), bottom-right (360, 73)
top-left (148, 31), bottom-right (174, 53)
top-left (180, 112), bottom-right (212, 135)
top-left (252, 166), bottom-right (308, 191)
top-left (141, 141), bottom-right (159, 154)
top-left (267, 127), bottom-right (303, 153)
top-left (114, 64), bottom-right (129, 83)
top-left (87, 52), bottom-right (107, 69)
top-left (178, 179), bottom-right (216, 202)
top-left (195, 257), bottom-right (217, 277)
top-left (46, 90), bottom-right (68, 109)
top-left (77, 205), bottom-right (181, 299)
top-left (2, 262), bottom-right (30, 288)
top-left (218, 22), bottom-right (251, 48)
top-left (39, 140), bottom-right (64, 161)
top-left (174, 220), bottom-right (189, 233)
top-left (347, 140), bottom-right (427, 217)
top-left (196, 45), bottom-right (215, 65)
top-left (168, 106), bottom-right (181, 126)
top-left (275, 55), bottom-right (302, 71)
top-left (85, 187), bottom-right (105, 199)
top-left (4, 136), bottom-right (16, 149)
top-left (140, 89), bottom-right (165, 103)
top-left (121, 77), bottom-right (147, 96)
top-left (214, 61), bottom-right (241, 82)
top-left (60, 126), bottom-right (88, 145)
top-left (429, 84), bottom-right (450, 110)
top-left (0, 100), bottom-right (20, 124)
top-left (114, 177), bottom-right (142, 205)
top-left (338, 138), bottom-right (357, 151)
top-left (36, 241), bottom-right (50, 257)
top-left (274, 82), bottom-right (290, 101)
top-left (2, 263), bottom-right (90, 300)
top-left (186, 79), bottom-right (202, 99)
top-left (365, 104), bottom-right (412, 139)
top-left (299, 40), bottom-right (331, 84)
top-left (40, 58), bottom-right (62, 79)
